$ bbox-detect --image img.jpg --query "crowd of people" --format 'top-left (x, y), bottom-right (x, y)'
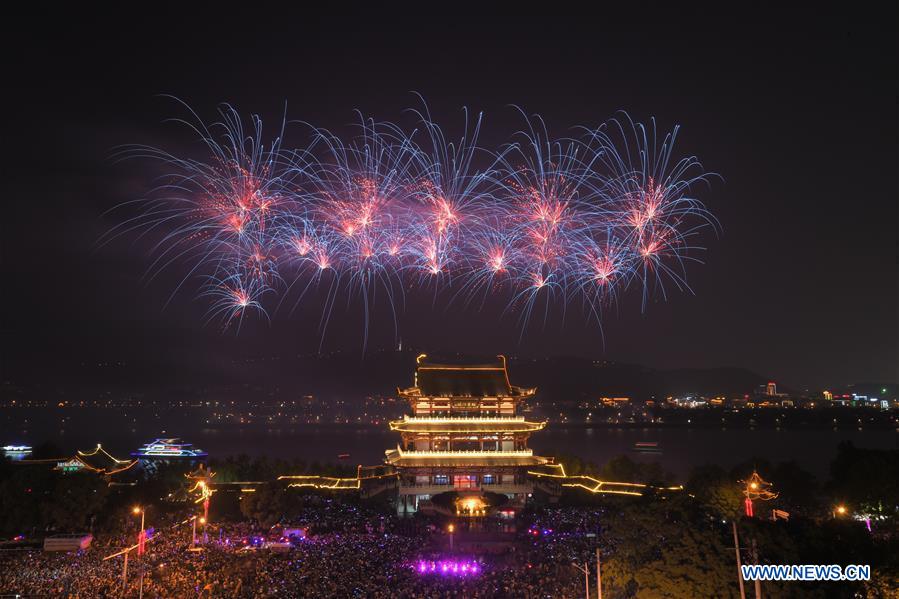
top-left (523, 505), bottom-right (608, 560)
top-left (0, 501), bottom-right (601, 597)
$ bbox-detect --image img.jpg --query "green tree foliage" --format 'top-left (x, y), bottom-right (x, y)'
top-left (551, 453), bottom-right (599, 476)
top-left (210, 455), bottom-right (355, 483)
top-left (238, 482), bottom-right (289, 527)
top-left (686, 464), bottom-right (743, 520)
top-left (830, 442), bottom-right (899, 522)
top-left (768, 460), bottom-right (820, 516)
top-left (687, 459), bottom-right (820, 521)
top-left (0, 463), bottom-right (109, 534)
top-left (602, 497), bottom-right (738, 598)
top-left (601, 455), bottom-right (674, 486)
top-left (40, 472), bottom-right (109, 530)
top-left (0, 460), bottom-right (48, 534)
top-left (139, 460), bottom-right (194, 501)
top-left (733, 517), bottom-right (875, 598)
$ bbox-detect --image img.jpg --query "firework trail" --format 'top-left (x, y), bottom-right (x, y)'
top-left (110, 98), bottom-right (718, 344)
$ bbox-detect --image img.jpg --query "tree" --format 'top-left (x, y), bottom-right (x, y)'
top-left (769, 460), bottom-right (819, 516)
top-left (239, 482), bottom-right (289, 527)
top-left (40, 472), bottom-right (109, 531)
top-left (601, 455), bottom-right (674, 486)
top-left (553, 453), bottom-right (586, 476)
top-left (686, 464), bottom-right (742, 520)
top-left (601, 498), bottom-right (738, 598)
top-left (0, 463), bottom-right (49, 534)
top-left (829, 442), bottom-right (899, 523)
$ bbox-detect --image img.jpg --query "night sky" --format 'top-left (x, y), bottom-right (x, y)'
top-left (3, 10), bottom-right (897, 390)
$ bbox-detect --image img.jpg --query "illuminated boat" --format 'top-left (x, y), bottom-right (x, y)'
top-left (2, 445), bottom-right (32, 460)
top-left (632, 441), bottom-right (661, 454)
top-left (131, 438), bottom-right (208, 459)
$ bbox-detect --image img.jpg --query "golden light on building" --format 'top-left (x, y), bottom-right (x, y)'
top-left (526, 462), bottom-right (682, 496)
top-left (456, 495), bottom-right (488, 516)
top-left (386, 355), bottom-right (547, 516)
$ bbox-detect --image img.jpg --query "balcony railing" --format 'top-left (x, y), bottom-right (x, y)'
top-left (394, 447), bottom-right (533, 457)
top-left (397, 482), bottom-right (533, 494)
top-left (399, 415), bottom-right (527, 422)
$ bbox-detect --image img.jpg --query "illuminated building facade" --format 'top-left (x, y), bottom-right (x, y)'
top-left (386, 355), bottom-right (548, 515)
top-left (16, 444), bottom-right (137, 476)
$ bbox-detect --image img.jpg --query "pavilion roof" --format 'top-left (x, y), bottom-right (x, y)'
top-left (401, 355), bottom-right (536, 398)
top-left (17, 444), bottom-right (137, 475)
top-left (76, 445), bottom-right (135, 473)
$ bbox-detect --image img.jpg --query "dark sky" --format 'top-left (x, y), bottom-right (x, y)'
top-left (3, 10), bottom-right (897, 390)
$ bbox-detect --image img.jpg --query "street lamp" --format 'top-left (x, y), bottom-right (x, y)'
top-left (448, 523), bottom-right (455, 552)
top-left (133, 507), bottom-right (146, 551)
top-left (132, 506), bottom-right (145, 531)
top-left (191, 515), bottom-right (208, 548)
top-left (130, 506), bottom-right (147, 599)
top-left (833, 504), bottom-right (848, 518)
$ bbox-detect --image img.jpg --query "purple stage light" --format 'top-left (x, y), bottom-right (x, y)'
top-left (414, 559), bottom-right (482, 576)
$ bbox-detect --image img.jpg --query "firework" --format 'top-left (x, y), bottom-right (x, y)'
top-left (113, 99), bottom-right (718, 341)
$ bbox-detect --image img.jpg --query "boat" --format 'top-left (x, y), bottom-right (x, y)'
top-left (131, 438), bottom-right (208, 459)
top-left (2, 445), bottom-right (32, 460)
top-left (337, 453), bottom-right (351, 459)
top-left (632, 441), bottom-right (662, 454)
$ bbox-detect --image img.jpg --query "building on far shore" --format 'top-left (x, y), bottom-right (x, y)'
top-left (386, 355), bottom-right (548, 516)
top-left (15, 444), bottom-right (137, 476)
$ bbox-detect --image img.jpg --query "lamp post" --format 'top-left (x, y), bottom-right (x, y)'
top-left (132, 507), bottom-right (146, 599)
top-left (448, 523), bottom-right (455, 552)
top-left (121, 551), bottom-right (128, 597)
top-left (132, 506), bottom-right (145, 542)
top-left (573, 562), bottom-right (590, 599)
top-left (595, 548), bottom-right (602, 599)
top-left (732, 521), bottom-right (747, 599)
top-left (191, 515), bottom-right (207, 547)
top-left (198, 480), bottom-right (210, 521)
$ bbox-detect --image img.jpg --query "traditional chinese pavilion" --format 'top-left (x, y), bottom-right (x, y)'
top-left (386, 354), bottom-right (548, 515)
